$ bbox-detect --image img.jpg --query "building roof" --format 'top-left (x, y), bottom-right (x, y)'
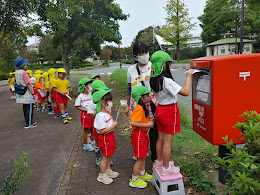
top-left (207, 38), bottom-right (253, 46)
top-left (27, 43), bottom-right (39, 47)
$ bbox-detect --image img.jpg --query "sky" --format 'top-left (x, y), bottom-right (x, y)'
top-left (27, 0), bottom-right (207, 47)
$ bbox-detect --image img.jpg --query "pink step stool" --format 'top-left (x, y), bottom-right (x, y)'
top-left (152, 167), bottom-right (185, 195)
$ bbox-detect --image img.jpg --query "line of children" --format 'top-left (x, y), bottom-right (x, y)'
top-left (93, 89), bottom-right (119, 184)
top-left (75, 78), bottom-right (95, 151)
top-left (52, 68), bottom-right (72, 124)
top-left (8, 72), bottom-right (16, 99)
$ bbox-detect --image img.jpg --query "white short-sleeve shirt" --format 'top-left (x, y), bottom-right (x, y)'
top-left (94, 112), bottom-right (113, 134)
top-left (154, 77), bottom-right (182, 105)
top-left (87, 100), bottom-right (96, 114)
top-left (74, 93), bottom-right (92, 109)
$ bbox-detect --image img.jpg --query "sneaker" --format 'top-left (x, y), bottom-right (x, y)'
top-left (161, 164), bottom-right (180, 176)
top-left (10, 96), bottom-right (14, 99)
top-left (66, 116), bottom-right (72, 120)
top-left (83, 144), bottom-right (94, 151)
top-left (106, 169), bottom-right (119, 179)
top-left (129, 177), bottom-right (147, 189)
top-left (24, 125), bottom-right (30, 129)
top-left (35, 109), bottom-right (40, 114)
top-left (14, 96), bottom-right (16, 99)
top-left (54, 114), bottom-right (61, 118)
top-left (97, 173), bottom-right (113, 184)
top-left (153, 160), bottom-right (175, 169)
top-left (29, 123), bottom-right (37, 128)
top-left (42, 108), bottom-right (47, 112)
top-left (48, 110), bottom-right (55, 115)
top-left (96, 157), bottom-right (102, 167)
top-left (139, 172), bottom-right (152, 182)
top-left (63, 118), bottom-right (69, 124)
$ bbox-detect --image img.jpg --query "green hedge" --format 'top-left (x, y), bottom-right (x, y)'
top-left (0, 71), bottom-right (9, 80)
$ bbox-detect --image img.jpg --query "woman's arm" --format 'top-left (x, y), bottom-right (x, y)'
top-left (125, 83), bottom-right (132, 117)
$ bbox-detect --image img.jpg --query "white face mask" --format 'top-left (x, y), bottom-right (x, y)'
top-left (137, 53), bottom-right (149, 65)
top-left (87, 86), bottom-right (92, 93)
top-left (105, 102), bottom-right (113, 111)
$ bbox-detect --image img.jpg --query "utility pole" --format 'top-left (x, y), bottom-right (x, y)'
top-left (240, 0), bottom-right (244, 54)
top-left (117, 20), bottom-right (122, 68)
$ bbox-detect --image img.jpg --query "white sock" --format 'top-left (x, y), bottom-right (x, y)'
top-left (87, 133), bottom-right (91, 143)
top-left (139, 170), bottom-right (145, 176)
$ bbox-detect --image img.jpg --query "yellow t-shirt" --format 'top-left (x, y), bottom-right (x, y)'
top-left (53, 78), bottom-right (70, 93)
top-left (8, 77), bottom-right (15, 88)
top-left (45, 80), bottom-right (50, 90)
top-left (131, 104), bottom-right (150, 132)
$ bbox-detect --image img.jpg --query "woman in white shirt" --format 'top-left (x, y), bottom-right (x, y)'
top-left (150, 51), bottom-right (194, 176)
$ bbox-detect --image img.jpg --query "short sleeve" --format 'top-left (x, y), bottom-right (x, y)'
top-left (94, 114), bottom-right (106, 131)
top-left (127, 66), bottom-right (132, 84)
top-left (35, 83), bottom-right (39, 89)
top-left (22, 71), bottom-right (31, 84)
top-left (52, 80), bottom-right (57, 88)
top-left (87, 101), bottom-right (96, 114)
top-left (164, 78), bottom-right (182, 96)
top-left (131, 105), bottom-right (143, 123)
top-left (74, 94), bottom-right (82, 107)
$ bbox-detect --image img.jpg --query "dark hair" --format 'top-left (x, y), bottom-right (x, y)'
top-left (137, 94), bottom-right (149, 118)
top-left (84, 81), bottom-right (92, 86)
top-left (93, 75), bottom-right (100, 79)
top-left (101, 92), bottom-right (113, 102)
top-left (150, 61), bottom-right (174, 93)
top-left (133, 42), bottom-right (149, 64)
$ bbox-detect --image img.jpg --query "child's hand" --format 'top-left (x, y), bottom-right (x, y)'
top-left (185, 69), bottom-right (194, 77)
top-left (147, 121), bottom-right (154, 128)
top-left (113, 121), bottom-right (118, 128)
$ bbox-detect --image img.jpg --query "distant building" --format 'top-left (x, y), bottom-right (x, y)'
top-left (206, 33), bottom-right (253, 56)
top-left (27, 43), bottom-right (39, 53)
top-left (187, 35), bottom-right (203, 48)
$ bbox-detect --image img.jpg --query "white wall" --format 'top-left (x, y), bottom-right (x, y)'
top-left (206, 43), bottom-right (252, 56)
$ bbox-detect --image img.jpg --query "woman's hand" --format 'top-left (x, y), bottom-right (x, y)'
top-left (124, 105), bottom-right (130, 118)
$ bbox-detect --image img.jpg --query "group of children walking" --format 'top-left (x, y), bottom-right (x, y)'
top-left (74, 45), bottom-right (194, 189)
top-left (10, 67), bottom-right (73, 125)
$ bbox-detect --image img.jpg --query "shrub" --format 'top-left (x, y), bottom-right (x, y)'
top-left (217, 111), bottom-right (260, 195)
top-left (0, 152), bottom-right (31, 195)
top-left (122, 59), bottom-right (134, 64)
top-left (109, 68), bottom-right (128, 95)
top-left (0, 71), bottom-right (9, 80)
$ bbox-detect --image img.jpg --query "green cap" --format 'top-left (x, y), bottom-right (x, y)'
top-left (78, 78), bottom-right (91, 93)
top-left (150, 51), bottom-right (173, 77)
top-left (132, 86), bottom-right (151, 104)
top-left (91, 80), bottom-right (109, 91)
top-left (92, 89), bottom-right (112, 113)
top-left (91, 74), bottom-right (99, 79)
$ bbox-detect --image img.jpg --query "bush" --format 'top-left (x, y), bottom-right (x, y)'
top-left (122, 59), bottom-right (135, 64)
top-left (0, 71), bottom-right (9, 80)
top-left (0, 152), bottom-right (31, 195)
top-left (108, 68), bottom-right (128, 95)
top-left (217, 111), bottom-right (260, 194)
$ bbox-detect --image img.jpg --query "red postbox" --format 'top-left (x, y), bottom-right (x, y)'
top-left (191, 54), bottom-right (260, 145)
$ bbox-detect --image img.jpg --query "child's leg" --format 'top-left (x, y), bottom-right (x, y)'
top-left (37, 100), bottom-right (41, 110)
top-left (59, 103), bottom-right (65, 114)
top-left (42, 99), bottom-right (46, 108)
top-left (64, 104), bottom-right (67, 113)
top-left (106, 156), bottom-right (113, 172)
top-left (133, 158), bottom-right (145, 177)
top-left (12, 91), bottom-right (15, 97)
top-left (162, 133), bottom-right (174, 169)
top-left (156, 131), bottom-right (164, 162)
top-left (83, 128), bottom-right (92, 144)
top-left (53, 102), bottom-right (58, 115)
top-left (100, 156), bottom-right (110, 174)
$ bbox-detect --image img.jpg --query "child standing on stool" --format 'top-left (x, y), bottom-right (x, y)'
top-left (75, 78), bottom-right (94, 151)
top-left (93, 89), bottom-right (119, 185)
top-left (129, 86), bottom-right (154, 188)
top-left (88, 80), bottom-right (110, 166)
top-left (53, 68), bottom-right (72, 124)
top-left (150, 51), bottom-right (194, 176)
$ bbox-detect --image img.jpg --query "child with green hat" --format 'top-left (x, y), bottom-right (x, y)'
top-left (93, 89), bottom-right (119, 185)
top-left (75, 78), bottom-right (94, 151)
top-left (150, 50), bottom-right (194, 176)
top-left (129, 86), bottom-right (154, 188)
top-left (87, 80), bottom-right (109, 166)
top-left (91, 73), bottom-right (100, 80)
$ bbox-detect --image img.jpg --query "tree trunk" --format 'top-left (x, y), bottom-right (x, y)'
top-left (61, 43), bottom-right (71, 81)
top-left (176, 41), bottom-right (181, 62)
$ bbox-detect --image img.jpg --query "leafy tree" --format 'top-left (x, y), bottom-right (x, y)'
top-left (121, 46), bottom-right (133, 60)
top-left (39, 35), bottom-right (61, 65)
top-left (100, 46), bottom-right (112, 60)
top-left (198, 0), bottom-right (260, 52)
top-left (19, 48), bottom-right (38, 66)
top-left (161, 0), bottom-right (196, 61)
top-left (37, 0), bottom-right (128, 79)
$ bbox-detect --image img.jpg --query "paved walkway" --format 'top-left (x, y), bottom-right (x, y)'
top-left (60, 81), bottom-right (158, 195)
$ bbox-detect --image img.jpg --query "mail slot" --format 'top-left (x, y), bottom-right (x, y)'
top-left (191, 54), bottom-right (260, 145)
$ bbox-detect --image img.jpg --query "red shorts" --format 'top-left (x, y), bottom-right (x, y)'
top-left (131, 130), bottom-right (149, 158)
top-left (80, 112), bottom-right (93, 128)
top-left (57, 93), bottom-right (68, 105)
top-left (38, 94), bottom-right (47, 101)
top-left (10, 88), bottom-right (12, 92)
top-left (155, 103), bottom-right (181, 134)
top-left (93, 126), bottom-right (99, 140)
top-left (98, 131), bottom-right (116, 156)
top-left (51, 91), bottom-right (57, 103)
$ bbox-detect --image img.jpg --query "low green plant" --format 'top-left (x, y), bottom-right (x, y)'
top-left (0, 152), bottom-right (31, 195)
top-left (217, 111), bottom-right (260, 195)
top-left (108, 68), bottom-right (128, 95)
top-left (121, 59), bottom-right (134, 64)
top-left (0, 71), bottom-right (9, 80)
